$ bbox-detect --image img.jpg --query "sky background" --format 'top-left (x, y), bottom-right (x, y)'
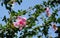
top-left (0, 0), bottom-right (60, 38)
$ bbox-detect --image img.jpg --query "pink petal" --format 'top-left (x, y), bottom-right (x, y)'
top-left (22, 17), bottom-right (26, 20)
top-left (19, 27), bottom-right (23, 30)
top-left (22, 19), bottom-right (26, 22)
top-left (23, 22), bottom-right (26, 26)
top-left (46, 7), bottom-right (49, 13)
top-left (13, 22), bottom-right (19, 28)
top-left (19, 20), bottom-right (24, 25)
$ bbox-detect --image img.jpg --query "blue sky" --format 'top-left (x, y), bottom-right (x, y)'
top-left (0, 0), bottom-right (60, 38)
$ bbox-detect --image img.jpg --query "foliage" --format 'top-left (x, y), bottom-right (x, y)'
top-left (0, 0), bottom-right (60, 38)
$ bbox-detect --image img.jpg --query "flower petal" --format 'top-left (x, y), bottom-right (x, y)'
top-left (13, 22), bottom-right (19, 28)
top-left (19, 27), bottom-right (23, 30)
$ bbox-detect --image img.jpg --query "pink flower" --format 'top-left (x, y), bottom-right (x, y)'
top-left (13, 16), bottom-right (26, 30)
top-left (46, 7), bottom-right (51, 17)
top-left (46, 7), bottom-right (49, 13)
top-left (52, 24), bottom-right (58, 31)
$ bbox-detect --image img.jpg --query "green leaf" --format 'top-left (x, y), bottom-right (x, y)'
top-left (2, 16), bottom-right (7, 23)
top-left (57, 18), bottom-right (60, 23)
